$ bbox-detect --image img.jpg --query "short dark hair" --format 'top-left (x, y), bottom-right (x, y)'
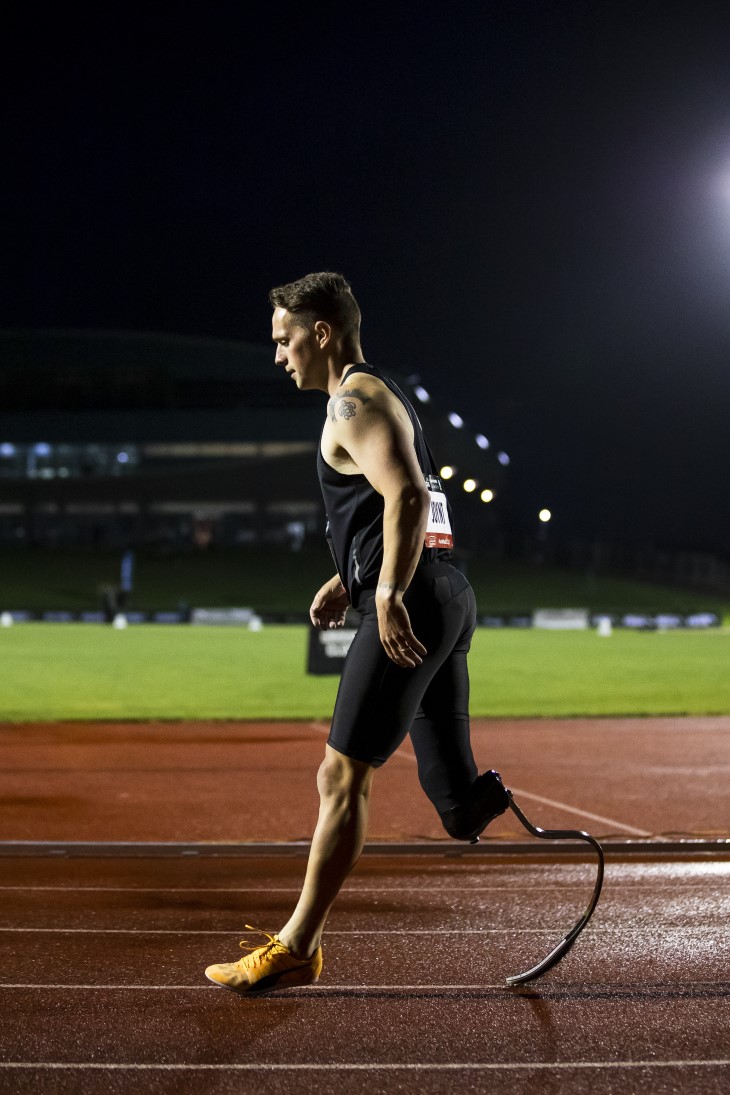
top-left (268, 271), bottom-right (361, 338)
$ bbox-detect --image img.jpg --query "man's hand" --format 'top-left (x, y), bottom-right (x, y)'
top-left (310, 575), bottom-right (350, 629)
top-left (376, 585), bottom-right (428, 668)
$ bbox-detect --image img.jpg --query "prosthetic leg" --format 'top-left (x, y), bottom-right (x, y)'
top-left (441, 770), bottom-right (605, 986)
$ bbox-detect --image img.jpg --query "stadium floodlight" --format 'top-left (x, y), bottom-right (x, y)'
top-left (117, 451), bottom-right (130, 464)
top-left (463, 478), bottom-right (477, 493)
top-left (34, 442), bottom-right (52, 457)
top-left (0, 443), bottom-right (16, 457)
top-left (539, 509), bottom-right (552, 523)
top-left (497, 451), bottom-right (510, 466)
top-left (448, 412), bottom-right (464, 428)
top-left (414, 385), bottom-right (430, 403)
top-left (475, 433), bottom-right (490, 450)
top-left (480, 489), bottom-right (494, 503)
top-left (440, 465), bottom-right (455, 479)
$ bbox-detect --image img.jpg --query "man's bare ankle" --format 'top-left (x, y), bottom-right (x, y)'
top-left (279, 931), bottom-right (318, 960)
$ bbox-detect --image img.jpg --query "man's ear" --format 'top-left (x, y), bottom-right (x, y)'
top-left (314, 320), bottom-right (332, 348)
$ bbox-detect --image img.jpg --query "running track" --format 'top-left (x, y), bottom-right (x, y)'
top-left (0, 717), bottom-right (728, 1093)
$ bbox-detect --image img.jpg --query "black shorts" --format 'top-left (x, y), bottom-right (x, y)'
top-left (327, 562), bottom-right (478, 802)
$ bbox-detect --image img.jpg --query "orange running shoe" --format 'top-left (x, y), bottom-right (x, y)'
top-left (205, 926), bottom-right (323, 994)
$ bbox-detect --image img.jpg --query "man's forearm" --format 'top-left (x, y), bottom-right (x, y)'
top-left (377, 486), bottom-right (430, 597)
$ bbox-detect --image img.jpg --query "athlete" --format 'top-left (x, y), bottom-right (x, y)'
top-left (205, 271), bottom-right (509, 994)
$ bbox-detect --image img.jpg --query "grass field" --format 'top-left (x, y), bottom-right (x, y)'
top-left (1, 545), bottom-right (728, 619)
top-left (1, 622), bottom-right (728, 722)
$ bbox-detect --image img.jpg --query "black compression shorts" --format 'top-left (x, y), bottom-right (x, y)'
top-left (327, 561), bottom-right (479, 812)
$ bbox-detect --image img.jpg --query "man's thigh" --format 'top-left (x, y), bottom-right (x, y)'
top-left (327, 608), bottom-right (425, 766)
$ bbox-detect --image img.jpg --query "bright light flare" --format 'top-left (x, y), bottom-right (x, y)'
top-left (448, 412), bottom-right (464, 428)
top-left (475, 433), bottom-right (490, 450)
top-left (414, 385), bottom-right (430, 403)
top-left (463, 478), bottom-right (477, 493)
top-left (480, 489), bottom-right (494, 503)
top-left (539, 508), bottom-right (552, 523)
top-left (440, 465), bottom-right (454, 480)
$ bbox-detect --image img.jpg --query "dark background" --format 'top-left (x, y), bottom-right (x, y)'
top-left (4, 0), bottom-right (730, 555)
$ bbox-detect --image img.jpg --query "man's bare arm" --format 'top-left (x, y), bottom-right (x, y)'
top-left (328, 384), bottom-right (430, 667)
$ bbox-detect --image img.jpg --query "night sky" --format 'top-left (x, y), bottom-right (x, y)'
top-left (5, 1), bottom-right (730, 555)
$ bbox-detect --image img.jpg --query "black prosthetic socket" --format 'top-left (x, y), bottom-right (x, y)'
top-left (440, 770), bottom-right (509, 842)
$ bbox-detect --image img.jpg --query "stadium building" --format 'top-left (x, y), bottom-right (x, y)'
top-left (0, 329), bottom-right (508, 556)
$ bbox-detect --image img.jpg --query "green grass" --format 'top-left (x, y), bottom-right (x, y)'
top-left (1, 545), bottom-right (728, 620)
top-left (0, 545), bottom-right (328, 614)
top-left (1, 622), bottom-right (728, 722)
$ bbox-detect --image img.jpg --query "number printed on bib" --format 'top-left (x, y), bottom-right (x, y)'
top-left (424, 475), bottom-right (454, 549)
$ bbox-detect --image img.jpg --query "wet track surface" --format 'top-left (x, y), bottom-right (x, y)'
top-left (0, 853), bottom-right (728, 1093)
top-left (0, 716), bottom-right (728, 1091)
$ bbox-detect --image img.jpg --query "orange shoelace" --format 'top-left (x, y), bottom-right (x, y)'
top-left (237, 925), bottom-right (288, 967)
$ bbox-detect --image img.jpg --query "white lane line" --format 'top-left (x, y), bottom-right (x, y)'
top-left (0, 984), bottom-right (214, 990)
top-left (0, 885), bottom-right (575, 893)
top-left (0, 928), bottom-right (566, 935)
top-left (0, 982), bottom-right (725, 992)
top-left (506, 787), bottom-right (652, 837)
top-left (1, 873), bottom-right (725, 894)
top-left (0, 983), bottom-right (505, 990)
top-left (0, 926), bottom-right (726, 935)
top-left (311, 722), bottom-right (654, 838)
top-left (0, 885), bottom-right (642, 893)
top-left (0, 980), bottom-right (725, 992)
top-left (0, 883), bottom-right (718, 893)
top-left (0, 1061), bottom-right (728, 1072)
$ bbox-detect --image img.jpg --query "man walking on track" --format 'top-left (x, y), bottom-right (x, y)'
top-left (205, 271), bottom-right (510, 994)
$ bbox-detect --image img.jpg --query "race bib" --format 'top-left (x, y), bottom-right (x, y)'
top-left (424, 475), bottom-right (454, 549)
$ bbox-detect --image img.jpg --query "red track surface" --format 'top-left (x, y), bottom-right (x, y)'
top-left (0, 717), bottom-right (728, 1092)
top-left (0, 716), bottom-right (728, 843)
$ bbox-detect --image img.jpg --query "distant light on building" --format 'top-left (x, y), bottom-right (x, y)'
top-left (414, 385), bottom-right (430, 403)
top-left (497, 451), bottom-right (510, 466)
top-left (440, 465), bottom-right (454, 480)
top-left (463, 478), bottom-right (477, 493)
top-left (117, 451), bottom-right (130, 464)
top-left (475, 433), bottom-right (490, 450)
top-left (34, 442), bottom-right (51, 457)
top-left (448, 412), bottom-right (464, 428)
top-left (480, 489), bottom-right (494, 503)
top-left (539, 508), bottom-right (552, 523)
top-left (0, 443), bottom-right (16, 457)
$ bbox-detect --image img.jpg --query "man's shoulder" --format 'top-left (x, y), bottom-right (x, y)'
top-left (327, 372), bottom-right (386, 419)
top-left (336, 367), bottom-right (386, 394)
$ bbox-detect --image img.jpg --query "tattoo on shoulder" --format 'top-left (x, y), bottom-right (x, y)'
top-left (328, 386), bottom-right (373, 423)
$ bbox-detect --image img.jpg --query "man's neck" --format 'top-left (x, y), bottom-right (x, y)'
top-left (326, 353), bottom-right (367, 396)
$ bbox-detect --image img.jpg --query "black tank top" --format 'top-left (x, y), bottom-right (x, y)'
top-left (317, 363), bottom-right (454, 603)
